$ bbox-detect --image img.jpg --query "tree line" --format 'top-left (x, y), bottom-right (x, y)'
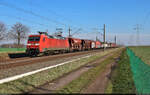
top-left (0, 21), bottom-right (30, 48)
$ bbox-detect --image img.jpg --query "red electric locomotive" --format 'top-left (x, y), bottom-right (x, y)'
top-left (26, 32), bottom-right (70, 56)
top-left (26, 32), bottom-right (103, 56)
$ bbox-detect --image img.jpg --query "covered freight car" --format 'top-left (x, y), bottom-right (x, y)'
top-left (95, 41), bottom-right (101, 48)
top-left (68, 38), bottom-right (82, 51)
top-left (111, 43), bottom-right (117, 48)
top-left (91, 41), bottom-right (96, 49)
top-left (81, 39), bottom-right (91, 50)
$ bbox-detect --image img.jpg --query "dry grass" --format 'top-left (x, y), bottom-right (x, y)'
top-left (129, 46), bottom-right (150, 65)
top-left (0, 48), bottom-right (121, 94)
top-left (57, 48), bottom-right (122, 94)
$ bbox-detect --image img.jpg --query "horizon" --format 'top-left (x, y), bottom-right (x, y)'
top-left (0, 0), bottom-right (150, 46)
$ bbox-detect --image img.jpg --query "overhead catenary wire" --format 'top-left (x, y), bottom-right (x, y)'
top-left (0, 1), bottom-right (99, 40)
top-left (26, 0), bottom-right (74, 26)
top-left (25, 0), bottom-right (87, 34)
top-left (1, 14), bottom-right (50, 28)
top-left (0, 14), bottom-right (51, 34)
top-left (0, 1), bottom-right (85, 36)
top-left (0, 1), bottom-right (67, 27)
top-left (71, 28), bottom-right (82, 36)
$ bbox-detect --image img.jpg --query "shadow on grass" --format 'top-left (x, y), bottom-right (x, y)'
top-left (20, 79), bottom-right (53, 94)
top-left (7, 77), bottom-right (53, 94)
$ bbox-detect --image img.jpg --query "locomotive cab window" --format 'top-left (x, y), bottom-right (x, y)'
top-left (28, 36), bottom-right (40, 41)
top-left (43, 37), bottom-right (45, 42)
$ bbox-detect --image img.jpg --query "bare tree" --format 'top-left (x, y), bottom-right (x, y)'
top-left (9, 22), bottom-right (29, 47)
top-left (0, 21), bottom-right (6, 41)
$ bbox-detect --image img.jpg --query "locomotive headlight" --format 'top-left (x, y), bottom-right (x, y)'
top-left (27, 43), bottom-right (31, 46)
top-left (35, 43), bottom-right (39, 45)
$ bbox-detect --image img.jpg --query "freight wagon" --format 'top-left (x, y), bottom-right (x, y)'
top-left (26, 32), bottom-right (107, 56)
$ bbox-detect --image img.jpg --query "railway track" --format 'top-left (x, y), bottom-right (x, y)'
top-left (0, 49), bottom-right (108, 70)
top-left (0, 48), bottom-right (113, 80)
top-left (0, 49), bottom-right (105, 64)
top-left (0, 48), bottom-right (122, 94)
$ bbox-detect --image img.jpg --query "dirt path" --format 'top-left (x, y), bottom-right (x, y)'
top-left (81, 49), bottom-right (122, 94)
top-left (27, 52), bottom-right (114, 94)
top-left (81, 63), bottom-right (112, 94)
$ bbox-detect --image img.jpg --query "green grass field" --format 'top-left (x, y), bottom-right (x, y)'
top-left (129, 46), bottom-right (150, 65)
top-left (106, 51), bottom-right (136, 94)
top-left (0, 48), bottom-right (26, 53)
top-left (0, 48), bottom-right (120, 94)
top-left (105, 49), bottom-right (136, 94)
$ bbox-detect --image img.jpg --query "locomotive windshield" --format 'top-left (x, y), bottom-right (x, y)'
top-left (28, 36), bottom-right (40, 41)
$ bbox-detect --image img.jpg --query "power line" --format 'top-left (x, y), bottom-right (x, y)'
top-left (71, 28), bottom-right (82, 36)
top-left (25, 1), bottom-right (86, 35)
top-left (0, 15), bottom-right (52, 34)
top-left (29, 1), bottom-right (81, 30)
top-left (92, 28), bottom-right (104, 36)
top-left (26, 1), bottom-right (81, 30)
top-left (1, 14), bottom-right (50, 27)
top-left (0, 1), bottom-right (67, 26)
top-left (0, 14), bottom-right (51, 33)
top-left (0, 1), bottom-right (89, 37)
top-left (143, 12), bottom-right (150, 25)
top-left (27, 1), bottom-right (73, 24)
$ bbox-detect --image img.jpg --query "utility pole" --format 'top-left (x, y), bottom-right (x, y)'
top-left (136, 24), bottom-right (140, 46)
top-left (96, 36), bottom-right (98, 41)
top-left (69, 27), bottom-right (71, 37)
top-left (115, 35), bottom-right (117, 44)
top-left (134, 24), bottom-right (140, 46)
top-left (103, 24), bottom-right (106, 51)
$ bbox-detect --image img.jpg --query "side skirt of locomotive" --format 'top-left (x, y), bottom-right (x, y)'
top-left (42, 48), bottom-right (70, 56)
top-left (43, 47), bottom-right (87, 56)
top-left (26, 47), bottom-right (106, 57)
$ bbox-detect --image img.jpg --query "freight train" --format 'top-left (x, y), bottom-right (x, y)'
top-left (26, 32), bottom-right (116, 56)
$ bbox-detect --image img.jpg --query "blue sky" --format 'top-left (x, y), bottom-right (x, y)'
top-left (0, 0), bottom-right (150, 45)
